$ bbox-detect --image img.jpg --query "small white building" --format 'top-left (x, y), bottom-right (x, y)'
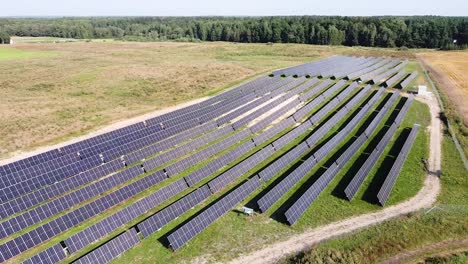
top-left (418, 85), bottom-right (432, 98)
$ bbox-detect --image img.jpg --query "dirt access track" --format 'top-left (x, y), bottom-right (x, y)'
top-left (228, 94), bottom-right (442, 264)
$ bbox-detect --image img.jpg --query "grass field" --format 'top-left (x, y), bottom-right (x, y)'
top-left (279, 135), bottom-right (468, 264)
top-left (0, 47), bottom-right (51, 60)
top-left (0, 41), bottom-right (449, 263)
top-left (419, 51), bottom-right (468, 123)
top-left (0, 41), bottom-right (422, 159)
top-left (418, 51), bottom-right (468, 158)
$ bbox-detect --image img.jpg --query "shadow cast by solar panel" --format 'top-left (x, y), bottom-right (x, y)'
top-left (72, 231), bottom-right (127, 262)
top-left (269, 165), bottom-right (327, 225)
top-left (331, 93), bottom-right (396, 199)
top-left (395, 73), bottom-right (410, 89)
top-left (265, 90), bottom-right (381, 224)
top-left (244, 151), bottom-right (312, 212)
top-left (157, 178), bottom-right (249, 248)
top-left (332, 96), bottom-right (406, 200)
top-left (361, 127), bottom-right (411, 204)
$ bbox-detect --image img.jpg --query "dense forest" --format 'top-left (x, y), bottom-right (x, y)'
top-left (0, 16), bottom-right (467, 49)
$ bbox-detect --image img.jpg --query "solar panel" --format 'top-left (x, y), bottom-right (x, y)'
top-left (400, 71), bottom-right (418, 89)
top-left (377, 124), bottom-right (420, 206)
top-left (272, 120), bottom-right (312, 150)
top-left (258, 142), bottom-right (309, 181)
top-left (167, 176), bottom-right (261, 250)
top-left (184, 140), bottom-right (254, 187)
top-left (299, 79), bottom-right (333, 102)
top-left (0, 158), bottom-right (123, 220)
top-left (21, 244), bottom-right (65, 264)
top-left (0, 169), bottom-right (170, 259)
top-left (65, 178), bottom-right (188, 254)
top-left (344, 123), bottom-right (398, 201)
top-left (384, 71), bottom-right (407, 88)
top-left (284, 165), bottom-right (340, 225)
top-left (73, 228), bottom-right (140, 264)
top-left (208, 145), bottom-right (275, 193)
top-left (0, 166), bottom-right (144, 239)
top-left (138, 185), bottom-right (212, 238)
top-left (257, 155), bottom-right (317, 213)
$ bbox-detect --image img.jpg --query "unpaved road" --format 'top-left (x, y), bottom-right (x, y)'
top-left (228, 94), bottom-right (442, 264)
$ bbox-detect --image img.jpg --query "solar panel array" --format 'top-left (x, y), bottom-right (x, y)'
top-left (344, 94), bottom-right (414, 201)
top-left (0, 55), bottom-right (419, 261)
top-left (400, 71), bottom-right (419, 89)
top-left (377, 124), bottom-right (420, 205)
top-left (64, 178), bottom-right (188, 254)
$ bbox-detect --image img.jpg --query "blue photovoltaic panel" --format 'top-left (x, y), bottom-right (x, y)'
top-left (257, 155), bottom-right (317, 213)
top-left (0, 169), bottom-right (168, 259)
top-left (64, 178), bottom-right (188, 254)
top-left (184, 141), bottom-right (255, 187)
top-left (284, 165), bottom-right (340, 225)
top-left (208, 145), bottom-right (275, 193)
top-left (0, 166), bottom-right (143, 239)
top-left (258, 142), bottom-right (309, 181)
top-left (167, 176), bottom-right (261, 250)
top-left (21, 244), bottom-right (66, 264)
top-left (0, 158), bottom-right (123, 220)
top-left (73, 228), bottom-right (140, 264)
top-left (137, 185), bottom-right (212, 238)
top-left (400, 71), bottom-right (418, 89)
top-left (377, 124), bottom-right (420, 206)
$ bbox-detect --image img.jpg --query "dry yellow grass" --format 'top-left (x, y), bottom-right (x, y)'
top-left (419, 51), bottom-right (468, 123)
top-left (0, 42), bottom-right (336, 158)
top-left (0, 41), bottom-right (423, 159)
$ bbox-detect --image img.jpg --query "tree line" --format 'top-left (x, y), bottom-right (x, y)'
top-left (0, 16), bottom-right (467, 48)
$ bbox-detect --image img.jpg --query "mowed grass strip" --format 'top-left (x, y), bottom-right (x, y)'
top-left (0, 47), bottom-right (51, 60)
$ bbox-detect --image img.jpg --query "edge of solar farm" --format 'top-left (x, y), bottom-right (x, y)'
top-left (0, 58), bottom-right (428, 264)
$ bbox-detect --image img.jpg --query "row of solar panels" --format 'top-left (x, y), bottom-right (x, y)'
top-left (17, 73), bottom-right (358, 263)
